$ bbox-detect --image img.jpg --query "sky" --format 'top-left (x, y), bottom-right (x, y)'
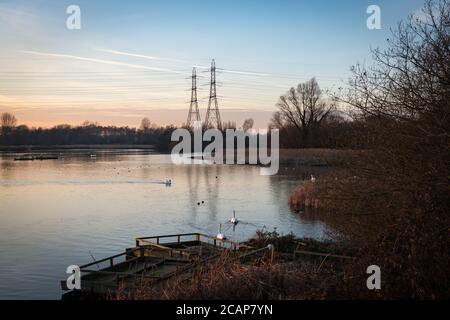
top-left (0, 0), bottom-right (425, 129)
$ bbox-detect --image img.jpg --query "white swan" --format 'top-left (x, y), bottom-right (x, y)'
top-left (230, 210), bottom-right (238, 225)
top-left (216, 223), bottom-right (226, 240)
top-left (216, 233), bottom-right (225, 240)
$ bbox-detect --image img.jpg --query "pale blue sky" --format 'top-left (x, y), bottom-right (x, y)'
top-left (0, 0), bottom-right (425, 128)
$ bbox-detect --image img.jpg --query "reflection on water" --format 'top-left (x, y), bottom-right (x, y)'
top-left (0, 149), bottom-right (326, 299)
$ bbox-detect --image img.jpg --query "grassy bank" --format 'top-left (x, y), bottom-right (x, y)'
top-left (279, 148), bottom-right (353, 165)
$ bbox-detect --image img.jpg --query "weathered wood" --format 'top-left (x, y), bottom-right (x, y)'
top-left (63, 232), bottom-right (244, 295)
top-left (79, 252), bottom-right (128, 269)
top-left (136, 233), bottom-right (238, 249)
top-left (136, 239), bottom-right (191, 259)
top-left (294, 250), bottom-right (355, 260)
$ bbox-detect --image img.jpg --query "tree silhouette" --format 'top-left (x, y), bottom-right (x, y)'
top-left (276, 78), bottom-right (335, 145)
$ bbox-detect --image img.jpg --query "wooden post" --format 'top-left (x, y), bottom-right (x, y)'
top-left (177, 235), bottom-right (181, 243)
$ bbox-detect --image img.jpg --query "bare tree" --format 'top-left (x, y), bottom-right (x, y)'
top-left (1, 112), bottom-right (17, 136)
top-left (242, 118), bottom-right (254, 132)
top-left (276, 78), bottom-right (334, 143)
top-left (338, 1), bottom-right (450, 128)
top-left (140, 118), bottom-right (152, 132)
top-left (81, 120), bottom-right (99, 127)
top-left (322, 0), bottom-right (450, 299)
top-left (269, 111), bottom-right (285, 129)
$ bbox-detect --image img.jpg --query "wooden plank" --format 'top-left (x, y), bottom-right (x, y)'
top-left (294, 250), bottom-right (355, 260)
top-left (79, 251), bottom-right (128, 269)
top-left (137, 233), bottom-right (199, 241)
top-left (136, 239), bottom-right (192, 258)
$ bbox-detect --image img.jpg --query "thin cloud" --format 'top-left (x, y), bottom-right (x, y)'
top-left (0, 5), bottom-right (36, 30)
top-left (219, 68), bottom-right (270, 77)
top-left (194, 65), bottom-right (269, 77)
top-left (18, 50), bottom-right (185, 74)
top-left (193, 65), bottom-right (210, 69)
top-left (97, 48), bottom-right (186, 63)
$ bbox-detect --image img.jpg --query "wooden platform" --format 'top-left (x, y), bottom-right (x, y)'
top-left (14, 154), bottom-right (59, 161)
top-left (61, 233), bottom-right (251, 295)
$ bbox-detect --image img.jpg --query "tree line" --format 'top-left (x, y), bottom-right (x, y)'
top-left (1, 89), bottom-right (370, 151)
top-left (0, 117), bottom-right (176, 152)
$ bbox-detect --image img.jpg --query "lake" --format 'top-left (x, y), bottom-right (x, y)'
top-left (0, 149), bottom-right (326, 299)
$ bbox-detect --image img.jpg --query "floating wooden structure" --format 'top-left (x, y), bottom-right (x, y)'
top-left (61, 233), bottom-right (258, 296)
top-left (14, 155), bottom-right (34, 161)
top-left (14, 154), bottom-right (59, 161)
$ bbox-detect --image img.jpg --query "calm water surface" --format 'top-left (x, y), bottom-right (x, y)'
top-left (0, 149), bottom-right (326, 299)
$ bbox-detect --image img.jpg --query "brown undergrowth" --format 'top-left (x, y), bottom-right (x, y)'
top-left (111, 230), bottom-right (360, 300)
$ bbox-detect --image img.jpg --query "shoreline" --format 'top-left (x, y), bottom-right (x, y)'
top-left (0, 144), bottom-right (156, 152)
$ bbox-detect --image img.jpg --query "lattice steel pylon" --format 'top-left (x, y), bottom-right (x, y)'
top-left (186, 67), bottom-right (201, 127)
top-left (204, 59), bottom-right (222, 130)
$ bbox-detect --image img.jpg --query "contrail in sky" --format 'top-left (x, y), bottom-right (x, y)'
top-left (194, 65), bottom-right (270, 77)
top-left (19, 50), bottom-right (185, 74)
top-left (219, 68), bottom-right (270, 77)
top-left (96, 48), bottom-right (186, 63)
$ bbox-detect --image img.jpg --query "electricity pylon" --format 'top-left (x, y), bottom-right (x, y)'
top-left (186, 67), bottom-right (201, 127)
top-left (204, 59), bottom-right (222, 130)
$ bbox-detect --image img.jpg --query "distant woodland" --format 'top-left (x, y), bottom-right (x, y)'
top-left (0, 116), bottom-right (176, 152)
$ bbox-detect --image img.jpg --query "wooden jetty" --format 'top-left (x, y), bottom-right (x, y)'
top-left (61, 233), bottom-right (259, 296)
top-left (14, 154), bottom-right (59, 161)
top-left (14, 155), bottom-right (35, 161)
